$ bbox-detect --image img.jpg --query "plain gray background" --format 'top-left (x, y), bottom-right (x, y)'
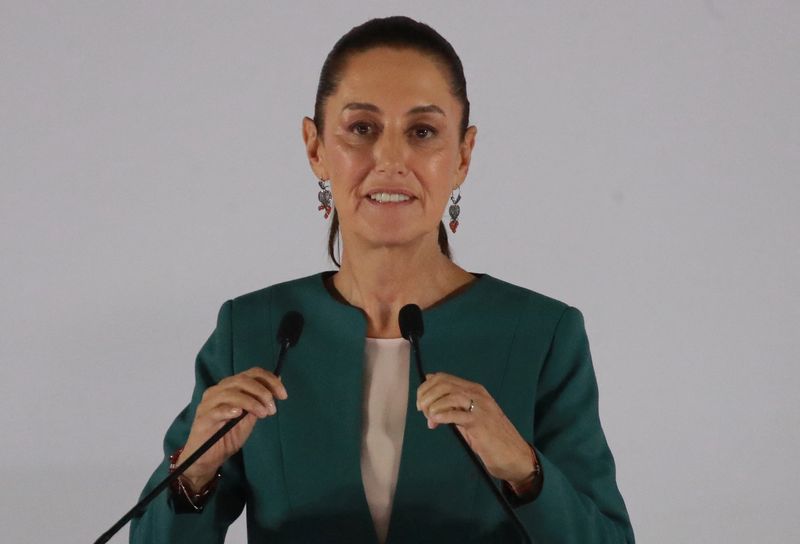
top-left (2, 2), bottom-right (798, 543)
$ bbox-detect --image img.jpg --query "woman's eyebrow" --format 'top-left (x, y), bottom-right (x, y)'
top-left (341, 102), bottom-right (446, 116)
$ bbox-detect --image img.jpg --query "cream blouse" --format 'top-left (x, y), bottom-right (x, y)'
top-left (360, 337), bottom-right (410, 544)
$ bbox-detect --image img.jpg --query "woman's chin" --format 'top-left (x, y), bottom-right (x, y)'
top-left (346, 215), bottom-right (439, 250)
top-left (356, 229), bottom-right (426, 250)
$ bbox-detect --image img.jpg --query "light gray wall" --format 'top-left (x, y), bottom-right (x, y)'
top-left (2, 2), bottom-right (797, 542)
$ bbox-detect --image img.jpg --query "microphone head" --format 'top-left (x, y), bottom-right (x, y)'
top-left (277, 311), bottom-right (304, 347)
top-left (399, 304), bottom-right (424, 341)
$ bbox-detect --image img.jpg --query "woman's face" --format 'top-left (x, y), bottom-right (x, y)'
top-left (303, 46), bottom-right (477, 252)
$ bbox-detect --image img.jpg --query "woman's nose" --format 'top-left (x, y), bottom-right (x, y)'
top-left (373, 130), bottom-right (408, 176)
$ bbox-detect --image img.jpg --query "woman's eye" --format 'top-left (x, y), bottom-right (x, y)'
top-left (348, 122), bottom-right (436, 140)
top-left (351, 122), bottom-right (374, 136)
top-left (412, 126), bottom-right (437, 139)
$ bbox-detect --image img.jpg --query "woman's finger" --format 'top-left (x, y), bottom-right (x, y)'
top-left (211, 389), bottom-right (275, 418)
top-left (427, 391), bottom-right (473, 417)
top-left (203, 403), bottom-right (243, 423)
top-left (417, 374), bottom-right (480, 406)
top-left (430, 408), bottom-right (473, 427)
top-left (225, 375), bottom-right (278, 411)
top-left (417, 372), bottom-right (449, 397)
top-left (418, 380), bottom-right (478, 415)
top-left (214, 373), bottom-right (278, 409)
top-left (242, 367), bottom-right (288, 400)
top-left (217, 368), bottom-right (281, 394)
top-left (417, 381), bottom-right (455, 415)
top-left (417, 372), bottom-right (448, 398)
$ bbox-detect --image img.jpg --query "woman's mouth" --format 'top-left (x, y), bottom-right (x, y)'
top-left (367, 192), bottom-right (414, 204)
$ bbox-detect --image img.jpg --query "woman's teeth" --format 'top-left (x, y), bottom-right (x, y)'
top-left (369, 192), bottom-right (411, 203)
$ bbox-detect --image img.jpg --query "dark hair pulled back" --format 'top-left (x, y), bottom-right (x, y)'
top-left (312, 16), bottom-right (470, 267)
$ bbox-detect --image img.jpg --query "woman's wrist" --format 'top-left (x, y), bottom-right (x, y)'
top-left (505, 442), bottom-right (542, 495)
top-left (174, 447), bottom-right (219, 489)
top-left (181, 470), bottom-right (218, 492)
top-left (169, 446), bottom-right (221, 512)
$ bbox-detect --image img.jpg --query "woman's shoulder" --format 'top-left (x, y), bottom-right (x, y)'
top-left (476, 275), bottom-right (589, 350)
top-left (478, 273), bottom-right (574, 317)
top-left (223, 272), bottom-right (328, 313)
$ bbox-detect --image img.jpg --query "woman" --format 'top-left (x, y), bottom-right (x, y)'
top-left (130, 16), bottom-right (634, 543)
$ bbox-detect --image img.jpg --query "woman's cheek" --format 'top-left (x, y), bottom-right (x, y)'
top-left (410, 150), bottom-right (451, 181)
top-left (333, 139), bottom-right (374, 166)
top-left (326, 145), bottom-right (369, 183)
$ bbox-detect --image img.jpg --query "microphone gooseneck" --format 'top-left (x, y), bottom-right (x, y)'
top-left (93, 310), bottom-right (305, 544)
top-left (399, 303), bottom-right (533, 544)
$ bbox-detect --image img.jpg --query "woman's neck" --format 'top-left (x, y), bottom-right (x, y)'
top-left (330, 233), bottom-right (476, 338)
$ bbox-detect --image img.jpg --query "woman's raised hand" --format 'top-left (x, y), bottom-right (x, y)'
top-left (176, 367), bottom-right (287, 488)
top-left (416, 372), bottom-right (535, 484)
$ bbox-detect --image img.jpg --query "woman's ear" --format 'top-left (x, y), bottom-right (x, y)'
top-left (455, 125), bottom-right (477, 184)
top-left (302, 116), bottom-right (329, 180)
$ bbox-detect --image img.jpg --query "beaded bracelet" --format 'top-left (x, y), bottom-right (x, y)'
top-left (503, 442), bottom-right (543, 498)
top-left (168, 446), bottom-right (221, 512)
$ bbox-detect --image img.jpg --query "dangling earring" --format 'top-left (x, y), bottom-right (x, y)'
top-left (448, 185), bottom-right (462, 233)
top-left (317, 178), bottom-right (332, 219)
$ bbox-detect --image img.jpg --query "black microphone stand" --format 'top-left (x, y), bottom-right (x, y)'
top-left (94, 325), bottom-right (299, 544)
top-left (407, 326), bottom-right (534, 544)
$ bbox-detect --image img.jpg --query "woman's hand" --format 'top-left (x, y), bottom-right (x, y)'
top-left (176, 367), bottom-right (287, 488)
top-left (416, 372), bottom-right (535, 484)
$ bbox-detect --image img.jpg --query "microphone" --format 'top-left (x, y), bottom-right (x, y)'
top-left (274, 311), bottom-right (304, 376)
top-left (94, 310), bottom-right (305, 544)
top-left (398, 304), bottom-right (533, 544)
top-left (399, 304), bottom-right (425, 382)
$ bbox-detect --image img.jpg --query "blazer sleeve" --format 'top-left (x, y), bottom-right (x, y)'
top-left (503, 305), bottom-right (635, 543)
top-left (129, 299), bottom-right (247, 544)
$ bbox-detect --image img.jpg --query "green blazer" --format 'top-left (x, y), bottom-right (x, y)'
top-left (129, 271), bottom-right (634, 543)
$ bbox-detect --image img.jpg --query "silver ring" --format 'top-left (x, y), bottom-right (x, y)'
top-left (468, 399), bottom-right (475, 412)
